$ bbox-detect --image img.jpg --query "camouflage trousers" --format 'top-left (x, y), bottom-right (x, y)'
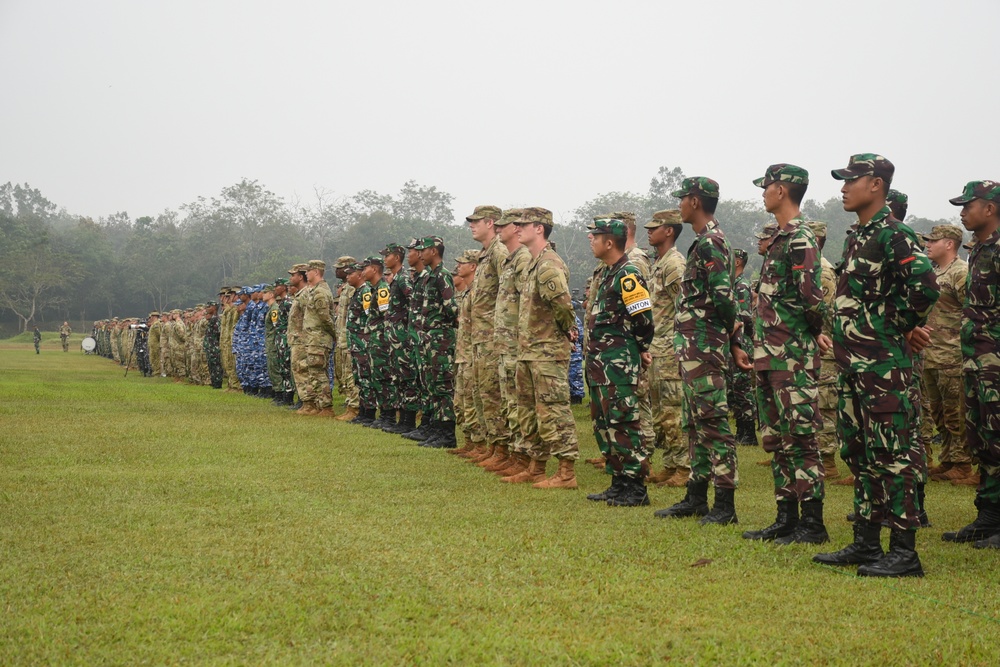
top-left (386, 326), bottom-right (418, 412)
top-left (516, 359), bottom-right (578, 462)
top-left (472, 342), bottom-right (509, 447)
top-left (160, 343), bottom-right (173, 377)
top-left (171, 350), bottom-right (187, 379)
top-left (265, 337), bottom-right (281, 389)
top-left (590, 383), bottom-right (646, 479)
top-left (334, 346), bottom-right (358, 408)
top-left (649, 356), bottom-right (687, 469)
top-left (964, 369), bottom-right (1000, 504)
top-left (817, 358), bottom-right (840, 456)
top-left (350, 337), bottom-right (374, 408)
top-left (756, 369), bottom-right (824, 502)
top-left (149, 336), bottom-right (161, 375)
top-left (368, 331), bottom-right (391, 411)
top-left (420, 328), bottom-right (455, 422)
top-left (726, 368), bottom-right (757, 425)
top-left (221, 336), bottom-right (239, 389)
top-left (636, 366), bottom-right (655, 456)
top-left (838, 370), bottom-right (921, 530)
top-left (499, 353), bottom-right (523, 453)
top-left (291, 344), bottom-right (333, 409)
top-left (409, 330), bottom-right (427, 415)
top-left (680, 371), bottom-right (738, 490)
top-left (456, 362), bottom-right (483, 443)
top-left (921, 367), bottom-right (969, 464)
top-left (205, 343), bottom-right (223, 388)
top-left (907, 354), bottom-right (929, 480)
top-left (274, 336), bottom-right (294, 394)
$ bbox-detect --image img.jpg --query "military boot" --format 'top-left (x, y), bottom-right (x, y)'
top-left (402, 418), bottom-right (433, 441)
top-left (858, 529), bottom-right (924, 578)
top-left (776, 500), bottom-right (829, 545)
top-left (478, 445), bottom-right (508, 470)
top-left (368, 409), bottom-right (391, 430)
top-left (288, 394), bottom-right (303, 410)
top-left (812, 522), bottom-right (883, 565)
top-left (916, 482), bottom-right (932, 528)
top-left (379, 412), bottom-right (401, 433)
top-left (942, 497), bottom-right (1000, 543)
top-left (424, 421), bottom-right (457, 449)
top-left (418, 422), bottom-right (445, 447)
top-left (928, 462), bottom-right (954, 479)
top-left (654, 480), bottom-right (710, 518)
top-left (501, 458), bottom-right (546, 484)
top-left (586, 456), bottom-right (606, 470)
top-left (458, 442), bottom-right (489, 459)
top-left (937, 463), bottom-right (973, 482)
top-left (822, 452), bottom-right (840, 480)
top-left (496, 452), bottom-right (530, 477)
top-left (700, 487), bottom-right (738, 525)
top-left (606, 476), bottom-right (650, 506)
top-left (356, 407), bottom-right (376, 426)
top-left (742, 500), bottom-right (798, 541)
top-left (385, 410), bottom-right (416, 434)
top-left (336, 406), bottom-right (359, 422)
top-left (295, 401), bottom-right (319, 416)
top-left (271, 391), bottom-right (285, 406)
top-left (734, 418), bottom-right (757, 446)
top-left (532, 458), bottom-right (578, 490)
top-left (972, 533), bottom-right (1000, 549)
top-left (660, 467), bottom-right (691, 487)
top-left (483, 446), bottom-right (513, 472)
top-left (647, 467), bottom-right (676, 485)
top-left (468, 445), bottom-right (496, 464)
top-left (587, 475), bottom-right (627, 502)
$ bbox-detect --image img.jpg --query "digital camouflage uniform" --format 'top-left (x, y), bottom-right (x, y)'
top-left (148, 318), bottom-right (162, 375)
top-left (755, 213), bottom-right (825, 502)
top-left (59, 323), bottom-right (71, 352)
top-left (469, 230), bottom-right (510, 447)
top-left (587, 236), bottom-right (655, 479)
top-left (297, 270), bottom-right (336, 410)
top-left (833, 201), bottom-right (938, 530)
top-left (495, 236), bottom-right (531, 454)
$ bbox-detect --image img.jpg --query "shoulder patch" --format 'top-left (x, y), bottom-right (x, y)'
top-left (377, 286), bottom-right (390, 312)
top-left (620, 273), bottom-right (651, 315)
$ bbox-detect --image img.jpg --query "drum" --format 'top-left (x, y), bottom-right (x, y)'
top-left (81, 337), bottom-right (97, 352)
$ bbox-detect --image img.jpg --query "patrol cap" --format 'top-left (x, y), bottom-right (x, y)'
top-left (494, 208), bottom-right (524, 227)
top-left (831, 153), bottom-right (894, 183)
top-left (644, 209), bottom-right (683, 229)
top-left (466, 205), bottom-right (503, 222)
top-left (948, 180), bottom-right (1000, 206)
top-left (733, 249), bottom-right (748, 263)
top-left (344, 262), bottom-right (362, 274)
top-left (610, 211), bottom-right (636, 227)
top-left (288, 263), bottom-right (310, 274)
top-left (206, 301), bottom-right (218, 308)
top-left (805, 221), bottom-right (827, 240)
top-left (405, 237), bottom-right (421, 249)
top-left (887, 189), bottom-right (909, 206)
top-left (753, 163), bottom-right (809, 188)
top-left (149, 311), bottom-right (160, 317)
top-left (380, 243), bottom-right (405, 257)
top-left (273, 278), bottom-right (288, 286)
top-left (307, 260), bottom-right (326, 271)
top-left (455, 249), bottom-right (480, 265)
top-left (671, 177), bottom-right (720, 199)
top-left (921, 225), bottom-right (964, 243)
top-left (755, 223), bottom-right (779, 240)
top-left (361, 254), bottom-right (384, 267)
top-left (589, 218), bottom-right (627, 238)
top-left (517, 207), bottom-right (554, 226)
top-left (334, 256), bottom-right (356, 269)
top-left (415, 236), bottom-right (444, 250)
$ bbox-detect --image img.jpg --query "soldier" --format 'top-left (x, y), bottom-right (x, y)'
top-left (380, 244), bottom-right (417, 434)
top-left (345, 262), bottom-right (375, 425)
top-left (252, 285), bottom-right (273, 398)
top-left (414, 236), bottom-right (459, 448)
top-left (729, 249), bottom-right (758, 446)
top-left (741, 163), bottom-right (828, 544)
top-left (203, 302), bottom-right (224, 388)
top-left (148, 313), bottom-right (162, 375)
top-left (942, 180), bottom-right (1000, 550)
top-left (264, 284), bottom-right (282, 398)
top-left (814, 154), bottom-right (938, 578)
top-left (361, 255), bottom-right (393, 428)
top-left (451, 250), bottom-right (482, 454)
top-left (919, 225), bottom-right (973, 483)
top-left (171, 310), bottom-right (188, 382)
top-left (655, 177), bottom-right (750, 526)
top-left (219, 288), bottom-right (240, 391)
top-left (501, 208), bottom-right (579, 486)
top-left (159, 313), bottom-right (173, 377)
top-left (294, 260), bottom-right (337, 416)
top-left (402, 239), bottom-right (431, 440)
top-left (584, 217), bottom-right (655, 504)
top-left (644, 209), bottom-right (689, 487)
top-left (59, 321), bottom-right (72, 352)
top-left (32, 326), bottom-right (41, 353)
top-left (465, 206), bottom-right (512, 468)
top-left (331, 257), bottom-right (360, 421)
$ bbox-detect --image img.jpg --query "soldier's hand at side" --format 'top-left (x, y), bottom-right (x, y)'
top-left (905, 326), bottom-right (932, 354)
top-left (640, 351), bottom-right (651, 369)
top-left (817, 334), bottom-right (833, 353)
top-left (567, 328), bottom-right (579, 343)
top-left (731, 344), bottom-right (752, 371)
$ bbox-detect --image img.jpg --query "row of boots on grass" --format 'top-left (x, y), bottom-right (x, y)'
top-left (345, 405), bottom-right (459, 448)
top-left (652, 480), bottom-right (739, 525)
top-left (448, 440), bottom-right (580, 490)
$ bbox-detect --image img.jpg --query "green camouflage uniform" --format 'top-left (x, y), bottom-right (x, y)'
top-left (203, 311), bottom-right (223, 388)
top-left (333, 258), bottom-right (358, 408)
top-left (407, 262), bottom-right (429, 415)
top-left (817, 254), bottom-right (840, 457)
top-left (347, 278), bottom-right (373, 409)
top-left (365, 265), bottom-right (391, 414)
top-left (220, 300), bottom-right (240, 389)
top-left (265, 299), bottom-right (281, 390)
top-left (728, 270), bottom-right (757, 428)
top-left (417, 238), bottom-right (458, 422)
top-left (385, 264), bottom-right (416, 412)
top-left (148, 319), bottom-right (162, 375)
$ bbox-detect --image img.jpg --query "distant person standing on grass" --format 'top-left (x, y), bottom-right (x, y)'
top-left (59, 321), bottom-right (72, 352)
top-left (33, 326), bottom-right (41, 354)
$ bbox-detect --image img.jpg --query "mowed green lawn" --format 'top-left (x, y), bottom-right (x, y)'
top-left (1, 336), bottom-right (998, 666)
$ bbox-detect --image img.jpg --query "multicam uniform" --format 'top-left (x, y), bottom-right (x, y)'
top-left (648, 245), bottom-right (687, 470)
top-left (335, 280), bottom-right (359, 409)
top-left (496, 244), bottom-right (531, 454)
top-left (297, 279), bottom-right (337, 410)
top-left (454, 285), bottom-right (478, 443)
top-left (816, 255), bottom-right (840, 460)
top-left (148, 318), bottom-right (162, 375)
top-left (470, 236), bottom-right (510, 447)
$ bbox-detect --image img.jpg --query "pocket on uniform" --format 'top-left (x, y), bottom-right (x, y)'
top-left (686, 373), bottom-right (728, 420)
top-left (535, 362), bottom-right (570, 404)
top-left (607, 390), bottom-right (639, 425)
top-left (786, 383), bottom-right (821, 435)
top-left (845, 262), bottom-right (884, 302)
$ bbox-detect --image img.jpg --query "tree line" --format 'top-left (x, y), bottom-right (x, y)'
top-left (0, 169), bottom-right (956, 335)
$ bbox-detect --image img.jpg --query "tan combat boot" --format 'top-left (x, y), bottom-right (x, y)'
top-left (832, 474), bottom-right (855, 486)
top-left (756, 458), bottom-right (772, 467)
top-left (660, 467), bottom-right (690, 487)
top-left (822, 453), bottom-right (841, 480)
top-left (950, 465), bottom-right (980, 486)
top-left (586, 456), bottom-right (605, 468)
top-left (532, 458), bottom-right (578, 489)
top-left (296, 401), bottom-right (319, 416)
top-left (469, 445), bottom-right (496, 464)
top-left (501, 458), bottom-right (547, 484)
top-left (315, 406), bottom-right (336, 418)
top-left (647, 467), bottom-right (677, 485)
top-left (483, 447), bottom-right (512, 472)
top-left (449, 438), bottom-right (477, 456)
top-left (494, 452), bottom-right (529, 476)
top-left (458, 442), bottom-right (488, 459)
top-left (478, 445), bottom-right (507, 469)
top-left (336, 406), bottom-right (359, 422)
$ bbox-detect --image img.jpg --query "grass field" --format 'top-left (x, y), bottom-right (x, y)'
top-left (1, 337), bottom-right (998, 665)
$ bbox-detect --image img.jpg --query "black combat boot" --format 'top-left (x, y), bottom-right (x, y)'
top-left (654, 480), bottom-right (710, 518)
top-left (385, 410), bottom-right (416, 434)
top-left (973, 533), bottom-right (1000, 549)
top-left (283, 391), bottom-right (295, 406)
top-left (942, 496), bottom-right (1000, 543)
top-left (587, 475), bottom-right (627, 502)
top-left (271, 390), bottom-right (285, 406)
top-left (350, 405), bottom-right (369, 424)
top-left (355, 407), bottom-right (376, 426)
top-left (606, 476), bottom-right (650, 507)
top-left (858, 529), bottom-right (924, 578)
top-left (812, 521), bottom-right (883, 565)
top-left (424, 421), bottom-right (457, 449)
top-left (916, 482), bottom-right (931, 528)
top-left (742, 500), bottom-right (798, 541)
top-left (700, 487), bottom-right (738, 525)
top-left (735, 418), bottom-right (757, 446)
top-left (288, 393), bottom-right (303, 410)
top-left (402, 418), bottom-right (434, 442)
top-left (776, 500), bottom-right (829, 544)
top-left (380, 411), bottom-right (401, 433)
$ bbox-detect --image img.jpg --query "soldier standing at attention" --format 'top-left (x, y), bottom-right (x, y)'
top-left (451, 250), bottom-right (480, 453)
top-left (295, 260), bottom-right (337, 417)
top-left (332, 257), bottom-right (359, 421)
top-left (402, 239), bottom-right (431, 440)
top-left (148, 313), bottom-right (162, 375)
top-left (501, 208), bottom-right (579, 486)
top-left (380, 244), bottom-right (416, 434)
top-left (809, 222), bottom-right (844, 481)
top-left (584, 217), bottom-right (655, 505)
top-left (203, 302), bottom-right (224, 389)
top-left (729, 250), bottom-right (758, 446)
top-left (345, 262), bottom-right (375, 425)
top-left (644, 210), bottom-right (689, 488)
top-left (361, 256), bottom-right (392, 428)
top-left (466, 206), bottom-right (512, 468)
top-left (814, 154), bottom-right (938, 577)
top-left (159, 313), bottom-right (173, 377)
top-left (414, 237), bottom-right (459, 448)
top-left (942, 180), bottom-right (1000, 550)
top-left (741, 164), bottom-right (828, 545)
top-left (59, 321), bottom-right (72, 352)
top-left (270, 279), bottom-right (295, 406)
top-left (33, 326), bottom-right (41, 353)
top-left (655, 177), bottom-right (750, 525)
top-left (919, 225), bottom-right (973, 483)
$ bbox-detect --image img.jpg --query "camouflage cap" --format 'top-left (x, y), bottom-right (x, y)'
top-left (805, 221), bottom-right (827, 239)
top-left (887, 189), bottom-right (909, 206)
top-left (307, 259), bottom-right (326, 271)
top-left (344, 262), bottom-right (362, 273)
top-left (753, 163), bottom-right (809, 188)
top-left (149, 311), bottom-right (160, 317)
top-left (288, 262), bottom-right (310, 274)
top-left (671, 176), bottom-right (720, 199)
top-left (494, 208), bottom-right (524, 227)
top-left (610, 211), bottom-right (636, 227)
top-left (466, 205), bottom-right (503, 222)
top-left (455, 249), bottom-right (480, 264)
top-left (949, 180), bottom-right (1000, 206)
top-left (921, 225), bottom-right (964, 243)
top-left (831, 153), bottom-right (894, 183)
top-left (273, 278), bottom-right (288, 286)
top-left (405, 237), bottom-right (421, 249)
top-left (333, 256), bottom-right (356, 270)
top-left (755, 223), bottom-right (779, 240)
top-left (361, 254), bottom-right (384, 267)
top-left (588, 218), bottom-right (627, 238)
top-left (644, 209), bottom-right (683, 229)
top-left (415, 236), bottom-right (444, 250)
top-left (380, 243), bottom-right (405, 256)
top-left (517, 207), bottom-right (554, 226)
top-left (733, 248), bottom-right (748, 263)
top-left (206, 301), bottom-right (218, 308)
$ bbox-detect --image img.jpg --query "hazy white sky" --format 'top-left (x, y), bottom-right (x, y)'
top-left (1, 0), bottom-right (995, 224)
